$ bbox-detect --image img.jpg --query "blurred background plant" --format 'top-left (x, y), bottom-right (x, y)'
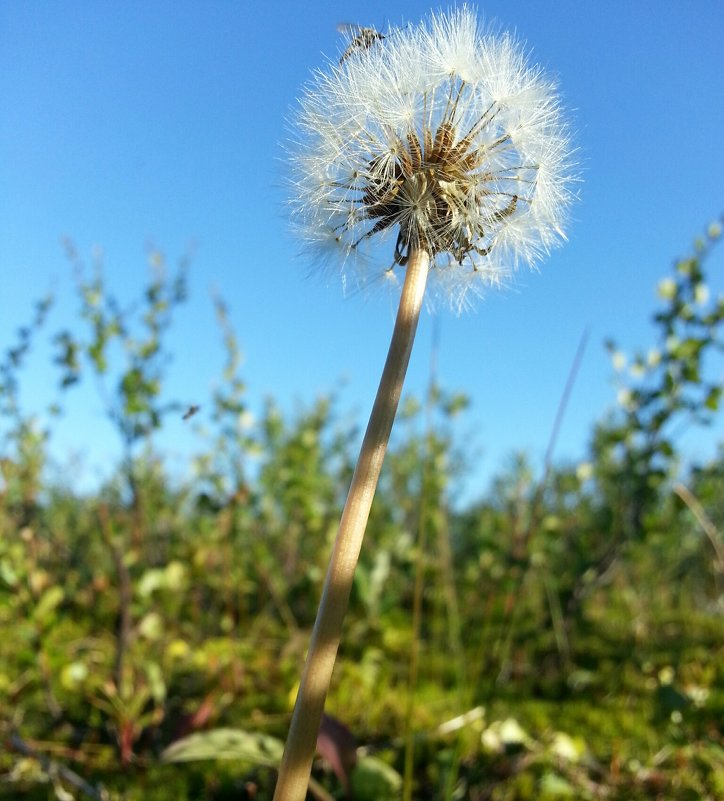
top-left (1, 223), bottom-right (722, 800)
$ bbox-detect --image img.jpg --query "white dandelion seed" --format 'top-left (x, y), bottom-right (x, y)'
top-left (288, 6), bottom-right (576, 311)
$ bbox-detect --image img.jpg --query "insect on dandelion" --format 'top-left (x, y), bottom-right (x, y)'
top-left (337, 23), bottom-right (386, 64)
top-left (276, 9), bottom-right (576, 799)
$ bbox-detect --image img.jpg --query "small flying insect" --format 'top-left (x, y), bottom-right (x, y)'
top-left (337, 23), bottom-right (385, 64)
top-left (182, 404), bottom-right (200, 421)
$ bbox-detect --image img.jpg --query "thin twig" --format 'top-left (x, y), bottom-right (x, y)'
top-left (542, 327), bottom-right (590, 482)
top-left (98, 505), bottom-right (131, 702)
top-left (403, 318), bottom-right (441, 800)
top-left (474, 328), bottom-right (589, 692)
top-left (8, 734), bottom-right (108, 801)
top-left (673, 483), bottom-right (724, 575)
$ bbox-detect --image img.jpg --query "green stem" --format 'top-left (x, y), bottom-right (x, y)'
top-left (273, 249), bottom-right (430, 801)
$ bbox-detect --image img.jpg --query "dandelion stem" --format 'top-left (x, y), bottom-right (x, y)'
top-left (273, 248), bottom-right (430, 801)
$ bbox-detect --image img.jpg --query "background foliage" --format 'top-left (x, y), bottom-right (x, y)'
top-left (1, 225), bottom-right (722, 800)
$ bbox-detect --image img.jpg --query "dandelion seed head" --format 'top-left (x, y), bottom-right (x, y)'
top-left (657, 277), bottom-right (677, 300)
top-left (617, 388), bottom-right (635, 411)
top-left (576, 462), bottom-right (594, 483)
top-left (288, 7), bottom-right (576, 311)
top-left (647, 348), bottom-right (661, 367)
top-left (694, 283), bottom-right (710, 305)
top-left (612, 351), bottom-right (626, 372)
top-left (629, 361), bottom-right (645, 379)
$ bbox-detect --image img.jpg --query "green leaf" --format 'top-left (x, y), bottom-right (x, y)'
top-left (60, 661), bottom-right (89, 690)
top-left (540, 771), bottom-right (577, 798)
top-left (704, 386), bottom-right (721, 411)
top-left (161, 728), bottom-right (284, 767)
top-left (146, 661), bottom-right (166, 704)
top-left (33, 585), bottom-right (65, 623)
top-left (350, 756), bottom-right (403, 801)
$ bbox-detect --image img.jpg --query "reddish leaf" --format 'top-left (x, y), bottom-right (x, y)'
top-left (316, 714), bottom-right (358, 796)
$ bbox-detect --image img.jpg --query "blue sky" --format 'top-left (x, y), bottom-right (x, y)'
top-left (1, 0), bottom-right (723, 497)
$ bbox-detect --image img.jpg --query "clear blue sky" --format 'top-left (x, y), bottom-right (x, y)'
top-left (1, 0), bottom-right (723, 496)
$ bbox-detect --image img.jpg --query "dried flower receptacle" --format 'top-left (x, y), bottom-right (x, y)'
top-left (350, 107), bottom-right (522, 267)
